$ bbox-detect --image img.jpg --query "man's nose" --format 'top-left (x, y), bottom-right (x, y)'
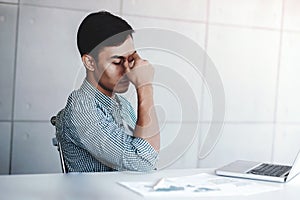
top-left (122, 58), bottom-right (133, 73)
top-left (123, 59), bottom-right (129, 69)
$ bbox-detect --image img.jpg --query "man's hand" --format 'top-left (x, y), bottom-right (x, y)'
top-left (124, 52), bottom-right (160, 152)
top-left (125, 53), bottom-right (154, 88)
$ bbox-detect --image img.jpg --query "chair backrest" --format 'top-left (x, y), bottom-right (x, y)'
top-left (50, 116), bottom-right (68, 173)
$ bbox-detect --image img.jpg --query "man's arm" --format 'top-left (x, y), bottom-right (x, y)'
top-left (125, 53), bottom-right (160, 152)
top-left (134, 85), bottom-right (160, 151)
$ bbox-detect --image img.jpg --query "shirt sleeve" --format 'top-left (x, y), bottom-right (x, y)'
top-left (65, 98), bottom-right (159, 172)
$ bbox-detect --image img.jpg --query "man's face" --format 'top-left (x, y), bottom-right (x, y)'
top-left (94, 36), bottom-right (135, 96)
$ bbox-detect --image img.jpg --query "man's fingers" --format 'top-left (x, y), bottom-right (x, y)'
top-left (132, 51), bottom-right (141, 61)
top-left (128, 51), bottom-right (149, 71)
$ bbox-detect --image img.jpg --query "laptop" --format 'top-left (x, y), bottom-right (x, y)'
top-left (215, 150), bottom-right (300, 183)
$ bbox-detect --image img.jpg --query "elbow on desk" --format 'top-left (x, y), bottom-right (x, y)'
top-left (122, 149), bottom-right (159, 172)
top-left (123, 137), bottom-right (159, 171)
top-left (124, 156), bottom-right (158, 172)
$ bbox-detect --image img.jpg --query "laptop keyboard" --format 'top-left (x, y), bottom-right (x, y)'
top-left (247, 163), bottom-right (292, 177)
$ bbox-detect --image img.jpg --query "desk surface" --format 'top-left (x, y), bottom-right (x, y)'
top-left (0, 168), bottom-right (300, 200)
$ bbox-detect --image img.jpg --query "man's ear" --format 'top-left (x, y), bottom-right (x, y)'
top-left (82, 54), bottom-right (96, 72)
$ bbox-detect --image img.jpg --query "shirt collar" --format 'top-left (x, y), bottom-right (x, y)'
top-left (80, 79), bottom-right (119, 111)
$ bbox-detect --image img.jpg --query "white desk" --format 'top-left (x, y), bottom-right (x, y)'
top-left (0, 168), bottom-right (300, 200)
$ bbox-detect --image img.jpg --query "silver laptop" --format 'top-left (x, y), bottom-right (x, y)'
top-left (215, 150), bottom-right (300, 183)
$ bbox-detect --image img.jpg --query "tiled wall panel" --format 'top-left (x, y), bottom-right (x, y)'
top-left (205, 25), bottom-right (280, 122)
top-left (209, 0), bottom-right (282, 28)
top-left (198, 123), bottom-right (274, 168)
top-left (276, 32), bottom-right (300, 122)
top-left (123, 0), bottom-right (207, 22)
top-left (0, 122), bottom-right (11, 174)
top-left (20, 0), bottom-right (121, 12)
top-left (11, 122), bottom-right (61, 174)
top-left (283, 0), bottom-right (300, 31)
top-left (14, 5), bottom-right (86, 120)
top-left (0, 4), bottom-right (17, 120)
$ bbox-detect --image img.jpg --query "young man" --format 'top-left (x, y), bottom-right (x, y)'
top-left (55, 11), bottom-right (160, 172)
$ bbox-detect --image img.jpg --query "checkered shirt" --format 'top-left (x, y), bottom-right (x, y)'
top-left (55, 79), bottom-right (158, 172)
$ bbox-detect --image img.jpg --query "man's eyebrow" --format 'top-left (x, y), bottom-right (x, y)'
top-left (110, 51), bottom-right (136, 59)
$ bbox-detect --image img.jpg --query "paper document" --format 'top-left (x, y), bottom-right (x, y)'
top-left (119, 173), bottom-right (280, 197)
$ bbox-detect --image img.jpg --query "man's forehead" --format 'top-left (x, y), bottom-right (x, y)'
top-left (109, 49), bottom-right (136, 58)
top-left (101, 37), bottom-right (135, 58)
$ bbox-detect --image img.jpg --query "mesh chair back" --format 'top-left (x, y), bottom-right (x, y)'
top-left (50, 116), bottom-right (68, 173)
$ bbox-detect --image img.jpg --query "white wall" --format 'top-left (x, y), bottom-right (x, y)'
top-left (0, 0), bottom-right (300, 174)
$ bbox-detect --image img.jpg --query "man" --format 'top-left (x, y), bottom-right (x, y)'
top-left (55, 11), bottom-right (160, 172)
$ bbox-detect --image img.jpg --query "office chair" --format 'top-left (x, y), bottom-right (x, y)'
top-left (50, 116), bottom-right (68, 173)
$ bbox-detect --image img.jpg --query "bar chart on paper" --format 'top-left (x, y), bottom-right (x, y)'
top-left (119, 173), bottom-right (280, 197)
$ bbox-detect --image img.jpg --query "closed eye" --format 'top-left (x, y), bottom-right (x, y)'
top-left (113, 59), bottom-right (134, 66)
top-left (113, 60), bottom-right (123, 65)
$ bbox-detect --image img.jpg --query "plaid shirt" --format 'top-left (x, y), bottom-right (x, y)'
top-left (55, 79), bottom-right (158, 172)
